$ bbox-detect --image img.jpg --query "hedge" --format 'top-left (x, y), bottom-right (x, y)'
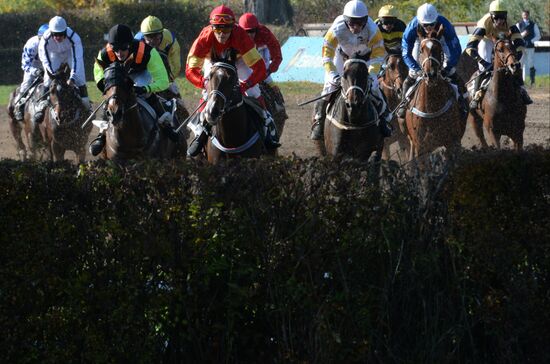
top-left (0, 150), bottom-right (549, 363)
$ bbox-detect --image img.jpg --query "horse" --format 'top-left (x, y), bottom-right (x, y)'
top-left (42, 63), bottom-right (92, 162)
top-left (404, 27), bottom-right (466, 163)
top-left (323, 51), bottom-right (385, 161)
top-left (259, 81), bottom-right (287, 154)
top-left (202, 48), bottom-right (264, 165)
top-left (378, 48), bottom-right (410, 162)
top-left (6, 77), bottom-right (45, 160)
top-left (467, 33), bottom-right (526, 150)
top-left (98, 57), bottom-right (186, 162)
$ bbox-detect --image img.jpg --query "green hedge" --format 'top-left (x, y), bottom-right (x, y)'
top-left (0, 151), bottom-right (549, 363)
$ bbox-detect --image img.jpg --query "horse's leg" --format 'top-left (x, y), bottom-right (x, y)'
top-left (484, 121), bottom-right (500, 149)
top-left (512, 133), bottom-right (523, 151)
top-left (396, 133), bottom-right (411, 165)
top-left (8, 117), bottom-right (27, 160)
top-left (468, 112), bottom-right (488, 148)
top-left (381, 140), bottom-right (391, 160)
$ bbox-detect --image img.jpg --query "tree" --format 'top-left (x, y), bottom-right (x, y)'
top-left (243, 0), bottom-right (294, 25)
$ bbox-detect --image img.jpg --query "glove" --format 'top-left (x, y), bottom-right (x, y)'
top-left (30, 68), bottom-right (43, 78)
top-left (442, 66), bottom-right (456, 77)
top-left (480, 59), bottom-right (492, 72)
top-left (239, 79), bottom-right (252, 94)
top-left (410, 68), bottom-right (422, 78)
top-left (67, 78), bottom-right (76, 88)
top-left (133, 86), bottom-right (147, 95)
top-left (328, 71), bottom-right (341, 87)
top-left (202, 77), bottom-right (209, 89)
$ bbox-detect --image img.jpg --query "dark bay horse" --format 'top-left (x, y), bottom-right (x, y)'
top-left (405, 27), bottom-right (466, 162)
top-left (378, 49), bottom-right (410, 162)
top-left (99, 59), bottom-right (186, 161)
top-left (324, 52), bottom-right (384, 161)
top-left (259, 81), bottom-right (287, 155)
top-left (467, 34), bottom-right (526, 150)
top-left (6, 78), bottom-right (45, 160)
top-left (43, 64), bottom-right (92, 162)
top-left (203, 49), bottom-right (264, 165)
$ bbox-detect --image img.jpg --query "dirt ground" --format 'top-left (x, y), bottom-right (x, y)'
top-left (1, 88), bottom-right (548, 162)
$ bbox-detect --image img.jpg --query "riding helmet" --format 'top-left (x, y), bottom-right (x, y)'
top-left (108, 24), bottom-right (134, 47)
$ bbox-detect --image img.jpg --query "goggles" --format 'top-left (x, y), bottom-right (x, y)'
top-left (492, 14), bottom-right (507, 21)
top-left (210, 14), bottom-right (235, 25)
top-left (52, 31), bottom-right (67, 37)
top-left (144, 33), bottom-right (162, 39)
top-left (380, 18), bottom-right (395, 26)
top-left (246, 28), bottom-right (257, 34)
top-left (212, 24), bottom-right (233, 34)
top-left (112, 43), bottom-right (130, 52)
top-left (421, 22), bottom-right (437, 28)
top-left (347, 18), bottom-right (367, 26)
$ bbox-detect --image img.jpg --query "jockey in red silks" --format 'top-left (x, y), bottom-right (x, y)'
top-left (185, 5), bottom-right (280, 157)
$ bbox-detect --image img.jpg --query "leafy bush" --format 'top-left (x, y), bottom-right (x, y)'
top-left (0, 150), bottom-right (549, 363)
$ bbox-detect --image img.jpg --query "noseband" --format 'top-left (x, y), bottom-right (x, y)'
top-left (342, 58), bottom-right (370, 104)
top-left (493, 39), bottom-right (517, 73)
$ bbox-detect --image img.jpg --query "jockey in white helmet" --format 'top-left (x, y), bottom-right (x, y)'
top-left (310, 0), bottom-right (392, 141)
top-left (34, 16), bottom-right (90, 124)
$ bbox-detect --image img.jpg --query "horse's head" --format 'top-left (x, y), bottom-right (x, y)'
top-left (205, 48), bottom-right (240, 126)
top-left (492, 32), bottom-right (519, 74)
top-left (341, 51), bottom-right (371, 113)
top-left (48, 63), bottom-right (82, 124)
top-left (384, 48), bottom-right (407, 97)
top-left (103, 56), bottom-right (136, 125)
top-left (418, 25), bottom-right (445, 80)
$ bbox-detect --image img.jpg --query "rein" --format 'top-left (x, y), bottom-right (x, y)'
top-left (341, 58), bottom-right (370, 104)
top-left (209, 62), bottom-right (244, 114)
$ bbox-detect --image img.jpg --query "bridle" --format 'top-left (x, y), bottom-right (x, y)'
top-left (380, 54), bottom-right (405, 97)
top-left (493, 39), bottom-right (518, 74)
top-left (341, 57), bottom-right (371, 105)
top-left (104, 88), bottom-right (138, 125)
top-left (208, 62), bottom-right (244, 115)
top-left (49, 81), bottom-right (84, 126)
top-left (419, 37), bottom-right (444, 74)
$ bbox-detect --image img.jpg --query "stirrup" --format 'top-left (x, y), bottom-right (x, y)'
top-left (187, 132), bottom-right (208, 157)
top-left (310, 120), bottom-right (323, 140)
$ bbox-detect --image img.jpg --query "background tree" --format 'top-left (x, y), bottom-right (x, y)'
top-left (243, 0), bottom-right (294, 25)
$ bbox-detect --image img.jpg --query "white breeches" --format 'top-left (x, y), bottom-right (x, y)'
top-left (20, 72), bottom-right (40, 94)
top-left (203, 58), bottom-right (261, 100)
top-left (43, 52), bottom-right (86, 87)
top-left (478, 39), bottom-right (494, 70)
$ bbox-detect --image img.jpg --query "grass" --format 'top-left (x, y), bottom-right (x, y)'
top-left (1, 76), bottom-right (546, 107)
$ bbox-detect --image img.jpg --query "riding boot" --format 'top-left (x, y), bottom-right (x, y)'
top-left (529, 67), bottom-right (536, 86)
top-left (258, 95), bottom-right (281, 149)
top-left (89, 133), bottom-right (106, 156)
top-left (187, 120), bottom-right (211, 157)
top-left (514, 75), bottom-right (533, 105)
top-left (469, 75), bottom-right (483, 110)
top-left (14, 97), bottom-right (25, 121)
top-left (148, 94), bottom-right (179, 142)
top-left (32, 85), bottom-right (49, 124)
top-left (374, 91), bottom-right (393, 138)
top-left (396, 76), bottom-right (415, 119)
top-left (310, 98), bottom-right (328, 140)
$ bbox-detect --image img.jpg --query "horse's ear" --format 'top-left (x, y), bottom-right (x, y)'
top-left (123, 54), bottom-right (135, 72)
top-left (436, 24), bottom-right (445, 39)
top-left (417, 25), bottom-right (425, 39)
top-left (228, 48), bottom-right (238, 64)
top-left (209, 47), bottom-right (218, 63)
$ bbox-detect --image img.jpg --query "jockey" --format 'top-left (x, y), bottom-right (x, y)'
top-left (238, 13), bottom-right (282, 86)
top-left (13, 23), bottom-right (48, 122)
top-left (375, 4), bottom-right (407, 78)
top-left (310, 0), bottom-right (392, 141)
top-left (135, 16), bottom-right (182, 96)
top-left (397, 3), bottom-right (464, 119)
top-left (185, 5), bottom-right (280, 157)
top-left (89, 24), bottom-right (175, 156)
top-left (239, 12), bottom-right (286, 114)
top-left (35, 16), bottom-right (90, 124)
top-left (465, 0), bottom-right (533, 110)
top-left (375, 5), bottom-right (407, 51)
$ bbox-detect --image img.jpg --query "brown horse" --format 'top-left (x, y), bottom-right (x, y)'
top-left (405, 27), bottom-right (466, 162)
top-left (323, 51), bottom-right (385, 161)
top-left (99, 60), bottom-right (186, 161)
top-left (259, 81), bottom-right (287, 156)
top-left (467, 34), bottom-right (526, 150)
top-left (378, 49), bottom-right (410, 162)
top-left (42, 64), bottom-right (92, 162)
top-left (6, 78), bottom-right (45, 160)
top-left (203, 49), bottom-right (264, 165)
